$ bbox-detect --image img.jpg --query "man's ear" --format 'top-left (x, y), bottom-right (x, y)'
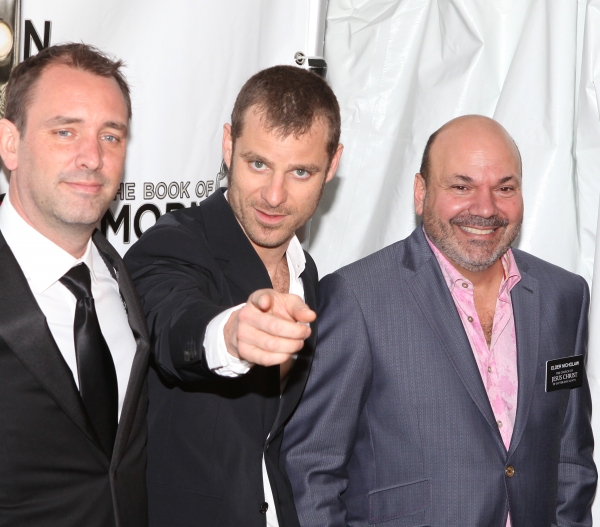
top-left (222, 123), bottom-right (233, 170)
top-left (325, 143), bottom-right (344, 183)
top-left (414, 173), bottom-right (427, 216)
top-left (0, 118), bottom-right (19, 171)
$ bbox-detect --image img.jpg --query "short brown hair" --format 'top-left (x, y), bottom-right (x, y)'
top-left (230, 65), bottom-right (341, 160)
top-left (5, 42), bottom-right (131, 133)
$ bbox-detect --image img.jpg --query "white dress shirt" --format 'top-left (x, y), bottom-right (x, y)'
top-left (0, 192), bottom-right (137, 419)
top-left (203, 233), bottom-right (306, 527)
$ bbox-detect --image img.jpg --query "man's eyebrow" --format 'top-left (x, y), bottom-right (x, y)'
top-left (289, 163), bottom-right (320, 173)
top-left (44, 116), bottom-right (83, 127)
top-left (43, 116), bottom-right (128, 133)
top-left (239, 151), bottom-right (321, 173)
top-left (451, 174), bottom-right (474, 183)
top-left (104, 121), bottom-right (128, 133)
top-left (498, 175), bottom-right (519, 185)
top-left (240, 151), bottom-right (270, 164)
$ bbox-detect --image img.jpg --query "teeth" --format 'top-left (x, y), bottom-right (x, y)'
top-left (460, 226), bottom-right (495, 235)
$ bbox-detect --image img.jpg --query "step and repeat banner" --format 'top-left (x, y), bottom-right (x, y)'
top-left (0, 0), bottom-right (324, 255)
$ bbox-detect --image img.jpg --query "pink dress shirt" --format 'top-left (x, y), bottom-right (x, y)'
top-left (426, 236), bottom-right (521, 526)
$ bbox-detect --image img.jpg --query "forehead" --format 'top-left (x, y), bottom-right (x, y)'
top-left (431, 124), bottom-right (521, 181)
top-left (26, 63), bottom-right (128, 123)
top-left (236, 107), bottom-right (329, 156)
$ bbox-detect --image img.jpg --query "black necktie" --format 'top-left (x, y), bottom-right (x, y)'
top-left (60, 263), bottom-right (118, 456)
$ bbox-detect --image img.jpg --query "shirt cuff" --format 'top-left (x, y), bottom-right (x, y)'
top-left (204, 304), bottom-right (252, 377)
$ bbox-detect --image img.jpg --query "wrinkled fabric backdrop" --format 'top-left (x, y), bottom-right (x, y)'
top-left (2, 0), bottom-right (600, 520)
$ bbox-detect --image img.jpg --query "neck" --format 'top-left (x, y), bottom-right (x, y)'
top-left (450, 257), bottom-right (504, 289)
top-left (8, 188), bottom-right (93, 258)
top-left (253, 242), bottom-right (290, 278)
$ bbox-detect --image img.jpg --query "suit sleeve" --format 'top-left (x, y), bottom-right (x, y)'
top-left (556, 277), bottom-right (597, 526)
top-left (281, 272), bottom-right (372, 527)
top-left (124, 215), bottom-right (231, 385)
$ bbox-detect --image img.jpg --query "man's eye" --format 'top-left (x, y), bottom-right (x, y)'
top-left (293, 169), bottom-right (309, 178)
top-left (251, 161), bottom-right (265, 170)
top-left (103, 134), bottom-right (119, 143)
top-left (57, 130), bottom-right (72, 137)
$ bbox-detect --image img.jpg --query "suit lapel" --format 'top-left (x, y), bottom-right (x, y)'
top-left (268, 265), bottom-right (318, 440)
top-left (0, 233), bottom-right (102, 450)
top-left (507, 261), bottom-right (539, 456)
top-left (407, 233), bottom-right (503, 445)
top-left (92, 231), bottom-right (150, 468)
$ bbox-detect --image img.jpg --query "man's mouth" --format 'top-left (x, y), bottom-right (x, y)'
top-left (64, 181), bottom-right (104, 194)
top-left (459, 226), bottom-right (496, 235)
top-left (255, 208), bottom-right (287, 224)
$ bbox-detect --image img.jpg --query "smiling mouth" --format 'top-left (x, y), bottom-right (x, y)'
top-left (459, 226), bottom-right (496, 235)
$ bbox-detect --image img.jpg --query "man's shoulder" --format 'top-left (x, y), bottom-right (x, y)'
top-left (124, 199), bottom-right (212, 269)
top-left (331, 228), bottom-right (428, 282)
top-left (512, 248), bottom-right (587, 291)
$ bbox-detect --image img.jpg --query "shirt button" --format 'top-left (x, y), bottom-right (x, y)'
top-left (497, 420), bottom-right (503, 428)
top-left (259, 502), bottom-right (269, 514)
top-left (505, 465), bottom-right (515, 477)
top-left (488, 366), bottom-right (492, 373)
top-left (462, 283), bottom-right (468, 288)
top-left (467, 316), bottom-right (474, 322)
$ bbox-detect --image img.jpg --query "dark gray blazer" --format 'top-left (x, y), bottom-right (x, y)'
top-left (0, 226), bottom-right (150, 527)
top-left (282, 226), bottom-right (596, 527)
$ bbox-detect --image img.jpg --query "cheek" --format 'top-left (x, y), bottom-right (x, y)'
top-left (429, 197), bottom-right (468, 221)
top-left (498, 199), bottom-right (524, 221)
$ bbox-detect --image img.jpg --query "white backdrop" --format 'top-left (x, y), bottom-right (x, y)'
top-left (309, 0), bottom-right (597, 280)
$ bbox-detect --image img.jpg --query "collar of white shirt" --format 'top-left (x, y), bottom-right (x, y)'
top-left (0, 191), bottom-right (97, 293)
top-left (285, 233), bottom-right (306, 282)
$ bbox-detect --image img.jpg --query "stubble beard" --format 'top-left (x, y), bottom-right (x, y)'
top-left (227, 159), bottom-right (327, 250)
top-left (46, 171), bottom-right (115, 228)
top-left (423, 205), bottom-right (522, 273)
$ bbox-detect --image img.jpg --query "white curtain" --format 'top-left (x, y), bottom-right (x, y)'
top-left (309, 0), bottom-right (596, 280)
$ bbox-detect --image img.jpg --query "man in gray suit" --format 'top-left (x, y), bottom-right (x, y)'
top-left (282, 115), bottom-right (596, 526)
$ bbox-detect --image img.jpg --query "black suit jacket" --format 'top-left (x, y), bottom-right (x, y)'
top-left (124, 188), bottom-right (318, 527)
top-left (0, 219), bottom-right (150, 526)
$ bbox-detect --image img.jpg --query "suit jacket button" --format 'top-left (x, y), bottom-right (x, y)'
top-left (505, 465), bottom-right (515, 477)
top-left (260, 502), bottom-right (269, 514)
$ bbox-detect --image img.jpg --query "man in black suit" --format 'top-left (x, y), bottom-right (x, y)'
top-left (0, 44), bottom-right (149, 526)
top-left (124, 65), bottom-right (343, 527)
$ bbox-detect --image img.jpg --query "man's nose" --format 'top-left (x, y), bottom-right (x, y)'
top-left (75, 136), bottom-right (103, 172)
top-left (469, 188), bottom-right (498, 218)
top-left (262, 172), bottom-right (287, 208)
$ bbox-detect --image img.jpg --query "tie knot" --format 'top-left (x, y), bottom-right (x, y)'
top-left (60, 263), bottom-right (93, 300)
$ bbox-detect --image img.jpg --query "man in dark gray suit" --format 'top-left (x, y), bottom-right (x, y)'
top-left (282, 115), bottom-right (596, 527)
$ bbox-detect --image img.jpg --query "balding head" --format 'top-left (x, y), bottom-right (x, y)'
top-left (414, 115), bottom-right (524, 277)
top-left (419, 115), bottom-right (521, 187)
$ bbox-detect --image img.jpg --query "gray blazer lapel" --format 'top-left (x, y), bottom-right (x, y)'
top-left (408, 255), bottom-right (503, 445)
top-left (93, 231), bottom-right (150, 468)
top-left (0, 236), bottom-right (102, 450)
top-left (507, 266), bottom-right (539, 456)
